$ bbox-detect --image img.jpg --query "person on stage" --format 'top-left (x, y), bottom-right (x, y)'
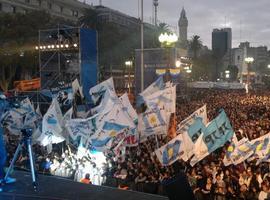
top-left (0, 92), bottom-right (16, 192)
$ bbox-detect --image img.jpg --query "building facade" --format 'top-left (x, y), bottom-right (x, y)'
top-left (0, 0), bottom-right (91, 21)
top-left (231, 42), bottom-right (269, 83)
top-left (178, 8), bottom-right (188, 46)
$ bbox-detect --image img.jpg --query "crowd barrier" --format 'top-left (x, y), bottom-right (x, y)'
top-left (188, 82), bottom-right (245, 90)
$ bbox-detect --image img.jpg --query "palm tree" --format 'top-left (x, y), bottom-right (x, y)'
top-left (189, 35), bottom-right (202, 59)
top-left (157, 22), bottom-right (171, 34)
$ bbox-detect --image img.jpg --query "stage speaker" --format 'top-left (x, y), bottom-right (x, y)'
top-left (162, 172), bottom-right (195, 200)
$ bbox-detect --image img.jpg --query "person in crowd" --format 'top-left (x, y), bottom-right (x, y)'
top-left (80, 173), bottom-right (91, 184)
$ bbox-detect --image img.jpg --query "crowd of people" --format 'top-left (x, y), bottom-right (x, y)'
top-left (4, 88), bottom-right (270, 199)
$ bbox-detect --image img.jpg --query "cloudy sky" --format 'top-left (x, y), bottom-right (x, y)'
top-left (86, 0), bottom-right (270, 49)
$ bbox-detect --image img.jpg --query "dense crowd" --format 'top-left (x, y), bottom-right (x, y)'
top-left (4, 89), bottom-right (270, 200)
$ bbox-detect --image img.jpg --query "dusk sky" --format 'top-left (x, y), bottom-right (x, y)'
top-left (85, 0), bottom-right (270, 49)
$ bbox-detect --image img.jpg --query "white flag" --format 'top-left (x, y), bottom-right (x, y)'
top-left (40, 99), bottom-right (64, 146)
top-left (89, 77), bottom-right (115, 104)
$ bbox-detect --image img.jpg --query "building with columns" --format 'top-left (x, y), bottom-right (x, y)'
top-left (178, 7), bottom-right (188, 46)
top-left (0, 0), bottom-right (91, 21)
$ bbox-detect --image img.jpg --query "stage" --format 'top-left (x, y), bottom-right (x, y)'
top-left (0, 171), bottom-right (168, 200)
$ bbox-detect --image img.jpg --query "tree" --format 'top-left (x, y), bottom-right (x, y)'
top-left (189, 35), bottom-right (202, 60)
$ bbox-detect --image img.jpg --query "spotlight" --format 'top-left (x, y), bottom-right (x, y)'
top-left (73, 43), bottom-right (78, 47)
top-left (56, 45), bottom-right (60, 48)
top-left (60, 44), bottom-right (64, 48)
top-left (51, 45), bottom-right (55, 48)
top-left (43, 46), bottom-right (46, 49)
top-left (35, 46), bottom-right (39, 50)
top-left (48, 45), bottom-right (51, 49)
top-left (65, 44), bottom-right (69, 48)
top-left (39, 46), bottom-right (43, 49)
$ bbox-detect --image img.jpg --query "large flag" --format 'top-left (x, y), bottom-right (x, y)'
top-left (190, 110), bottom-right (234, 166)
top-left (229, 138), bottom-right (254, 165)
top-left (223, 133), bottom-right (239, 166)
top-left (91, 88), bottom-right (120, 115)
top-left (2, 98), bottom-right (40, 135)
top-left (155, 134), bottom-right (185, 166)
top-left (89, 77), bottom-right (115, 104)
top-left (40, 99), bottom-right (65, 146)
top-left (136, 76), bottom-right (165, 107)
top-left (119, 93), bottom-right (138, 124)
top-left (177, 105), bottom-right (208, 131)
top-left (249, 133), bottom-right (270, 161)
top-left (66, 114), bottom-right (98, 141)
top-left (176, 105), bottom-right (208, 161)
top-left (181, 118), bottom-right (207, 161)
top-left (90, 121), bottom-right (128, 152)
top-left (138, 106), bottom-right (167, 140)
top-left (144, 85), bottom-right (176, 115)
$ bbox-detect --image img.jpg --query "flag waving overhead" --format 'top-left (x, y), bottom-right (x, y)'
top-left (138, 106), bottom-right (167, 139)
top-left (190, 110), bottom-right (234, 166)
top-left (66, 115), bottom-right (98, 141)
top-left (40, 99), bottom-right (64, 146)
top-left (136, 76), bottom-right (165, 107)
top-left (2, 98), bottom-right (40, 135)
top-left (119, 93), bottom-right (138, 124)
top-left (155, 134), bottom-right (185, 166)
top-left (89, 77), bottom-right (115, 104)
top-left (144, 85), bottom-right (176, 115)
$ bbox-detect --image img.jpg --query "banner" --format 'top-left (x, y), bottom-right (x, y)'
top-left (40, 99), bottom-right (64, 146)
top-left (223, 133), bottom-right (239, 166)
top-left (51, 84), bottom-right (73, 108)
top-left (89, 77), bottom-right (115, 104)
top-left (190, 110), bottom-right (234, 166)
top-left (155, 134), bottom-right (185, 166)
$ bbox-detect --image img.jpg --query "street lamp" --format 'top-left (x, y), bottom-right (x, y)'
top-left (175, 60), bottom-right (181, 68)
top-left (244, 57), bottom-right (254, 94)
top-left (158, 33), bottom-right (178, 47)
top-left (125, 60), bottom-right (133, 94)
top-left (267, 64), bottom-right (270, 69)
top-left (225, 70), bottom-right (230, 80)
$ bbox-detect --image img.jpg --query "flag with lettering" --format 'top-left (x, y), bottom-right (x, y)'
top-left (190, 110), bottom-right (234, 166)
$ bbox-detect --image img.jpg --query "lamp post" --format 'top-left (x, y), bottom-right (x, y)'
top-left (225, 70), bottom-right (230, 81)
top-left (125, 60), bottom-right (133, 94)
top-left (244, 57), bottom-right (254, 94)
top-left (158, 33), bottom-right (178, 82)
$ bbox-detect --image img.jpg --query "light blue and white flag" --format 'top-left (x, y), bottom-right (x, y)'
top-left (40, 99), bottom-right (64, 146)
top-left (3, 98), bottom-right (40, 135)
top-left (138, 106), bottom-right (167, 140)
top-left (89, 77), bottom-right (115, 104)
top-left (90, 121), bottom-right (128, 152)
top-left (66, 114), bottom-right (98, 141)
top-left (119, 93), bottom-right (138, 124)
top-left (176, 105), bottom-right (208, 161)
top-left (155, 134), bottom-right (185, 166)
top-left (230, 138), bottom-right (254, 165)
top-left (144, 85), bottom-right (176, 115)
top-left (247, 133), bottom-right (270, 161)
top-left (190, 110), bottom-right (234, 166)
top-left (136, 76), bottom-right (165, 107)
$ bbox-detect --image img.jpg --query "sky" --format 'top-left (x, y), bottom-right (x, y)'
top-left (85, 0), bottom-right (270, 49)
